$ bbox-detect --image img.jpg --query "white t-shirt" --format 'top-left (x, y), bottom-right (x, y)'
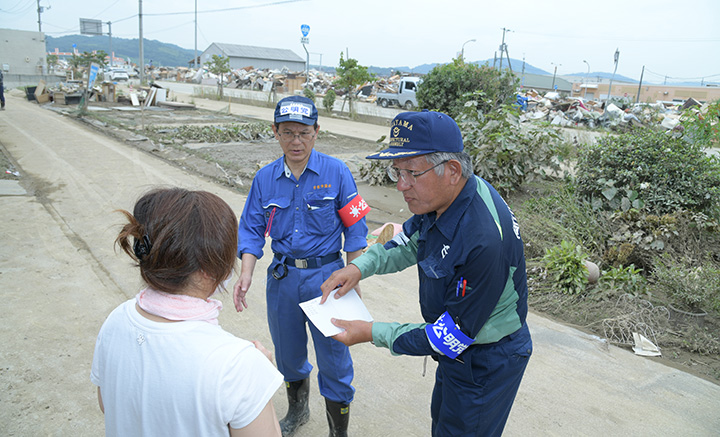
top-left (91, 299), bottom-right (283, 436)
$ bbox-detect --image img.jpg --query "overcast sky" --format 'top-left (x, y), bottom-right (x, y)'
top-left (2, 0), bottom-right (719, 84)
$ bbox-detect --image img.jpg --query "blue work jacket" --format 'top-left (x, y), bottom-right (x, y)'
top-left (238, 149), bottom-right (368, 260)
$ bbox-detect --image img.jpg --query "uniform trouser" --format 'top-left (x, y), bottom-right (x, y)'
top-left (431, 323), bottom-right (532, 436)
top-left (266, 256), bottom-right (355, 404)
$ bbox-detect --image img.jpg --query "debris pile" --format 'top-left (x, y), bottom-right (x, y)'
top-left (26, 78), bottom-right (193, 110)
top-left (517, 89), bottom-right (700, 131)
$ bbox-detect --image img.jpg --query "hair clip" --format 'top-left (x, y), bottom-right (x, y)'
top-left (133, 234), bottom-right (153, 260)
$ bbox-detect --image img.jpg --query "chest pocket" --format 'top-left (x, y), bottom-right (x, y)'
top-left (418, 252), bottom-right (452, 281)
top-left (263, 197), bottom-right (292, 240)
top-left (304, 191), bottom-right (338, 235)
top-left (418, 251), bottom-right (454, 316)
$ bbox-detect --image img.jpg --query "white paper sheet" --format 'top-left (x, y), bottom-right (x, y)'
top-left (299, 288), bottom-right (373, 337)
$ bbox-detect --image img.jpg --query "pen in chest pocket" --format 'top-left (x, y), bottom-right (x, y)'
top-left (264, 207), bottom-right (276, 237)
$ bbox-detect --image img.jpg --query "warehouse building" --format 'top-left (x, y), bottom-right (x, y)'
top-left (200, 43), bottom-right (305, 71)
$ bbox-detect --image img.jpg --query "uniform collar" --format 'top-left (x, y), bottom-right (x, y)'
top-left (429, 176), bottom-right (474, 240)
top-left (273, 149), bottom-right (321, 180)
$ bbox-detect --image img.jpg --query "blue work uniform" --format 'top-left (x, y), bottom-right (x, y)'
top-left (353, 175), bottom-right (532, 436)
top-left (238, 149), bottom-right (368, 404)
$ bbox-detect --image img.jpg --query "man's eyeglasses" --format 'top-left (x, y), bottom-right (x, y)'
top-left (387, 160), bottom-right (449, 185)
top-left (278, 130), bottom-right (316, 142)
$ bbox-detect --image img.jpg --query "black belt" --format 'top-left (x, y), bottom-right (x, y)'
top-left (274, 252), bottom-right (341, 269)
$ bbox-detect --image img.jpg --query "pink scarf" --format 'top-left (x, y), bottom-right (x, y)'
top-left (136, 288), bottom-right (223, 325)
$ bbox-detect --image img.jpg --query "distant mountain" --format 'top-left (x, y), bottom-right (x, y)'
top-left (50, 36), bottom-right (707, 87)
top-left (46, 35), bottom-right (195, 67)
top-left (566, 71), bottom-right (638, 83)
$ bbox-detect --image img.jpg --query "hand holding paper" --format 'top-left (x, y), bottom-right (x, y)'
top-left (299, 288), bottom-right (373, 337)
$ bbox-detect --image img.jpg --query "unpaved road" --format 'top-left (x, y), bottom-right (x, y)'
top-left (1, 91), bottom-right (719, 436)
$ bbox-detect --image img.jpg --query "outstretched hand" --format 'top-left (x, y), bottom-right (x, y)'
top-left (330, 319), bottom-right (374, 346)
top-left (319, 264), bottom-right (362, 304)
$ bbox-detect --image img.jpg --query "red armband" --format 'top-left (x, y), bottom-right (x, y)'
top-left (338, 194), bottom-right (370, 227)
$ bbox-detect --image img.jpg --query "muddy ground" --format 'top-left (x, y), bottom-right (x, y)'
top-left (5, 94), bottom-right (718, 385)
top-left (47, 102), bottom-right (407, 229)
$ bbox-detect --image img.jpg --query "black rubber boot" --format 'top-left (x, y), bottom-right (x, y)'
top-left (279, 378), bottom-right (310, 436)
top-left (325, 398), bottom-right (350, 437)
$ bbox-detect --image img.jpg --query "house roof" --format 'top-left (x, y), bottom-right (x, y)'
top-left (212, 43), bottom-right (304, 63)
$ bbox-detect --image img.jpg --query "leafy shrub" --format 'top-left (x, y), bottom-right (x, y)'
top-left (416, 58), bottom-right (517, 118)
top-left (303, 88), bottom-right (316, 102)
top-left (576, 129), bottom-right (720, 215)
top-left (518, 183), bottom-right (610, 259)
top-left (322, 89), bottom-right (336, 114)
top-left (542, 240), bottom-right (590, 295)
top-left (597, 264), bottom-right (645, 297)
top-left (459, 101), bottom-right (569, 196)
top-left (358, 101), bottom-right (570, 194)
top-left (650, 255), bottom-right (720, 315)
top-left (680, 99), bottom-right (720, 147)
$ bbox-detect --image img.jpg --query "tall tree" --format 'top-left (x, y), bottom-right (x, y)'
top-left (334, 53), bottom-right (373, 116)
top-left (205, 55), bottom-right (231, 99)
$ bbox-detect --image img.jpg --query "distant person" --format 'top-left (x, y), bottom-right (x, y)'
top-left (233, 96), bottom-right (369, 436)
top-left (91, 187), bottom-right (283, 436)
top-left (0, 69), bottom-right (5, 110)
top-left (320, 110), bottom-right (533, 436)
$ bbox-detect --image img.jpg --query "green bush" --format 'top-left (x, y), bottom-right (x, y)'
top-left (576, 129), bottom-right (720, 215)
top-left (680, 99), bottom-right (720, 147)
top-left (650, 255), bottom-right (720, 315)
top-left (303, 88), bottom-right (316, 102)
top-left (542, 240), bottom-right (590, 295)
top-left (416, 58), bottom-right (517, 118)
top-left (322, 89), bottom-right (336, 114)
top-left (597, 264), bottom-right (645, 297)
top-left (519, 183), bottom-right (610, 259)
top-left (459, 101), bottom-right (568, 196)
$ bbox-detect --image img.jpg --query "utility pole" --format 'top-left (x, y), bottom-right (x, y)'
top-left (635, 65), bottom-right (644, 104)
top-left (498, 28), bottom-right (511, 71)
top-left (139, 0), bottom-right (144, 84)
top-left (551, 62), bottom-right (561, 91)
top-left (107, 21), bottom-right (113, 68)
top-left (194, 0), bottom-right (198, 69)
top-left (583, 60), bottom-right (590, 99)
top-left (503, 42), bottom-right (513, 74)
top-left (36, 0), bottom-right (50, 33)
top-left (521, 55), bottom-right (526, 87)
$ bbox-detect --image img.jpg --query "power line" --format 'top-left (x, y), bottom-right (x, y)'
top-left (0, 0), bottom-right (36, 15)
top-left (143, 0), bottom-right (306, 16)
top-left (645, 68), bottom-right (720, 81)
top-left (41, 0), bottom-right (306, 38)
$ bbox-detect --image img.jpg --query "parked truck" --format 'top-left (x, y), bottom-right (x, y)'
top-left (376, 76), bottom-right (421, 109)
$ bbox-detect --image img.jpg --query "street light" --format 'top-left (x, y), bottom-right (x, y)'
top-left (551, 62), bottom-right (562, 91)
top-left (461, 39), bottom-right (476, 62)
top-left (583, 60), bottom-right (590, 98)
top-left (606, 48), bottom-right (620, 105)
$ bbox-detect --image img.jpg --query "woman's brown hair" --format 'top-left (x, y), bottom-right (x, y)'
top-left (115, 187), bottom-right (237, 294)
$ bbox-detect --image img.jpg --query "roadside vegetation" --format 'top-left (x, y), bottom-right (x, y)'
top-left (361, 58), bottom-right (720, 381)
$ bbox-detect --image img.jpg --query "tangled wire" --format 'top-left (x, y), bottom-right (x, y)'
top-left (601, 294), bottom-right (670, 346)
